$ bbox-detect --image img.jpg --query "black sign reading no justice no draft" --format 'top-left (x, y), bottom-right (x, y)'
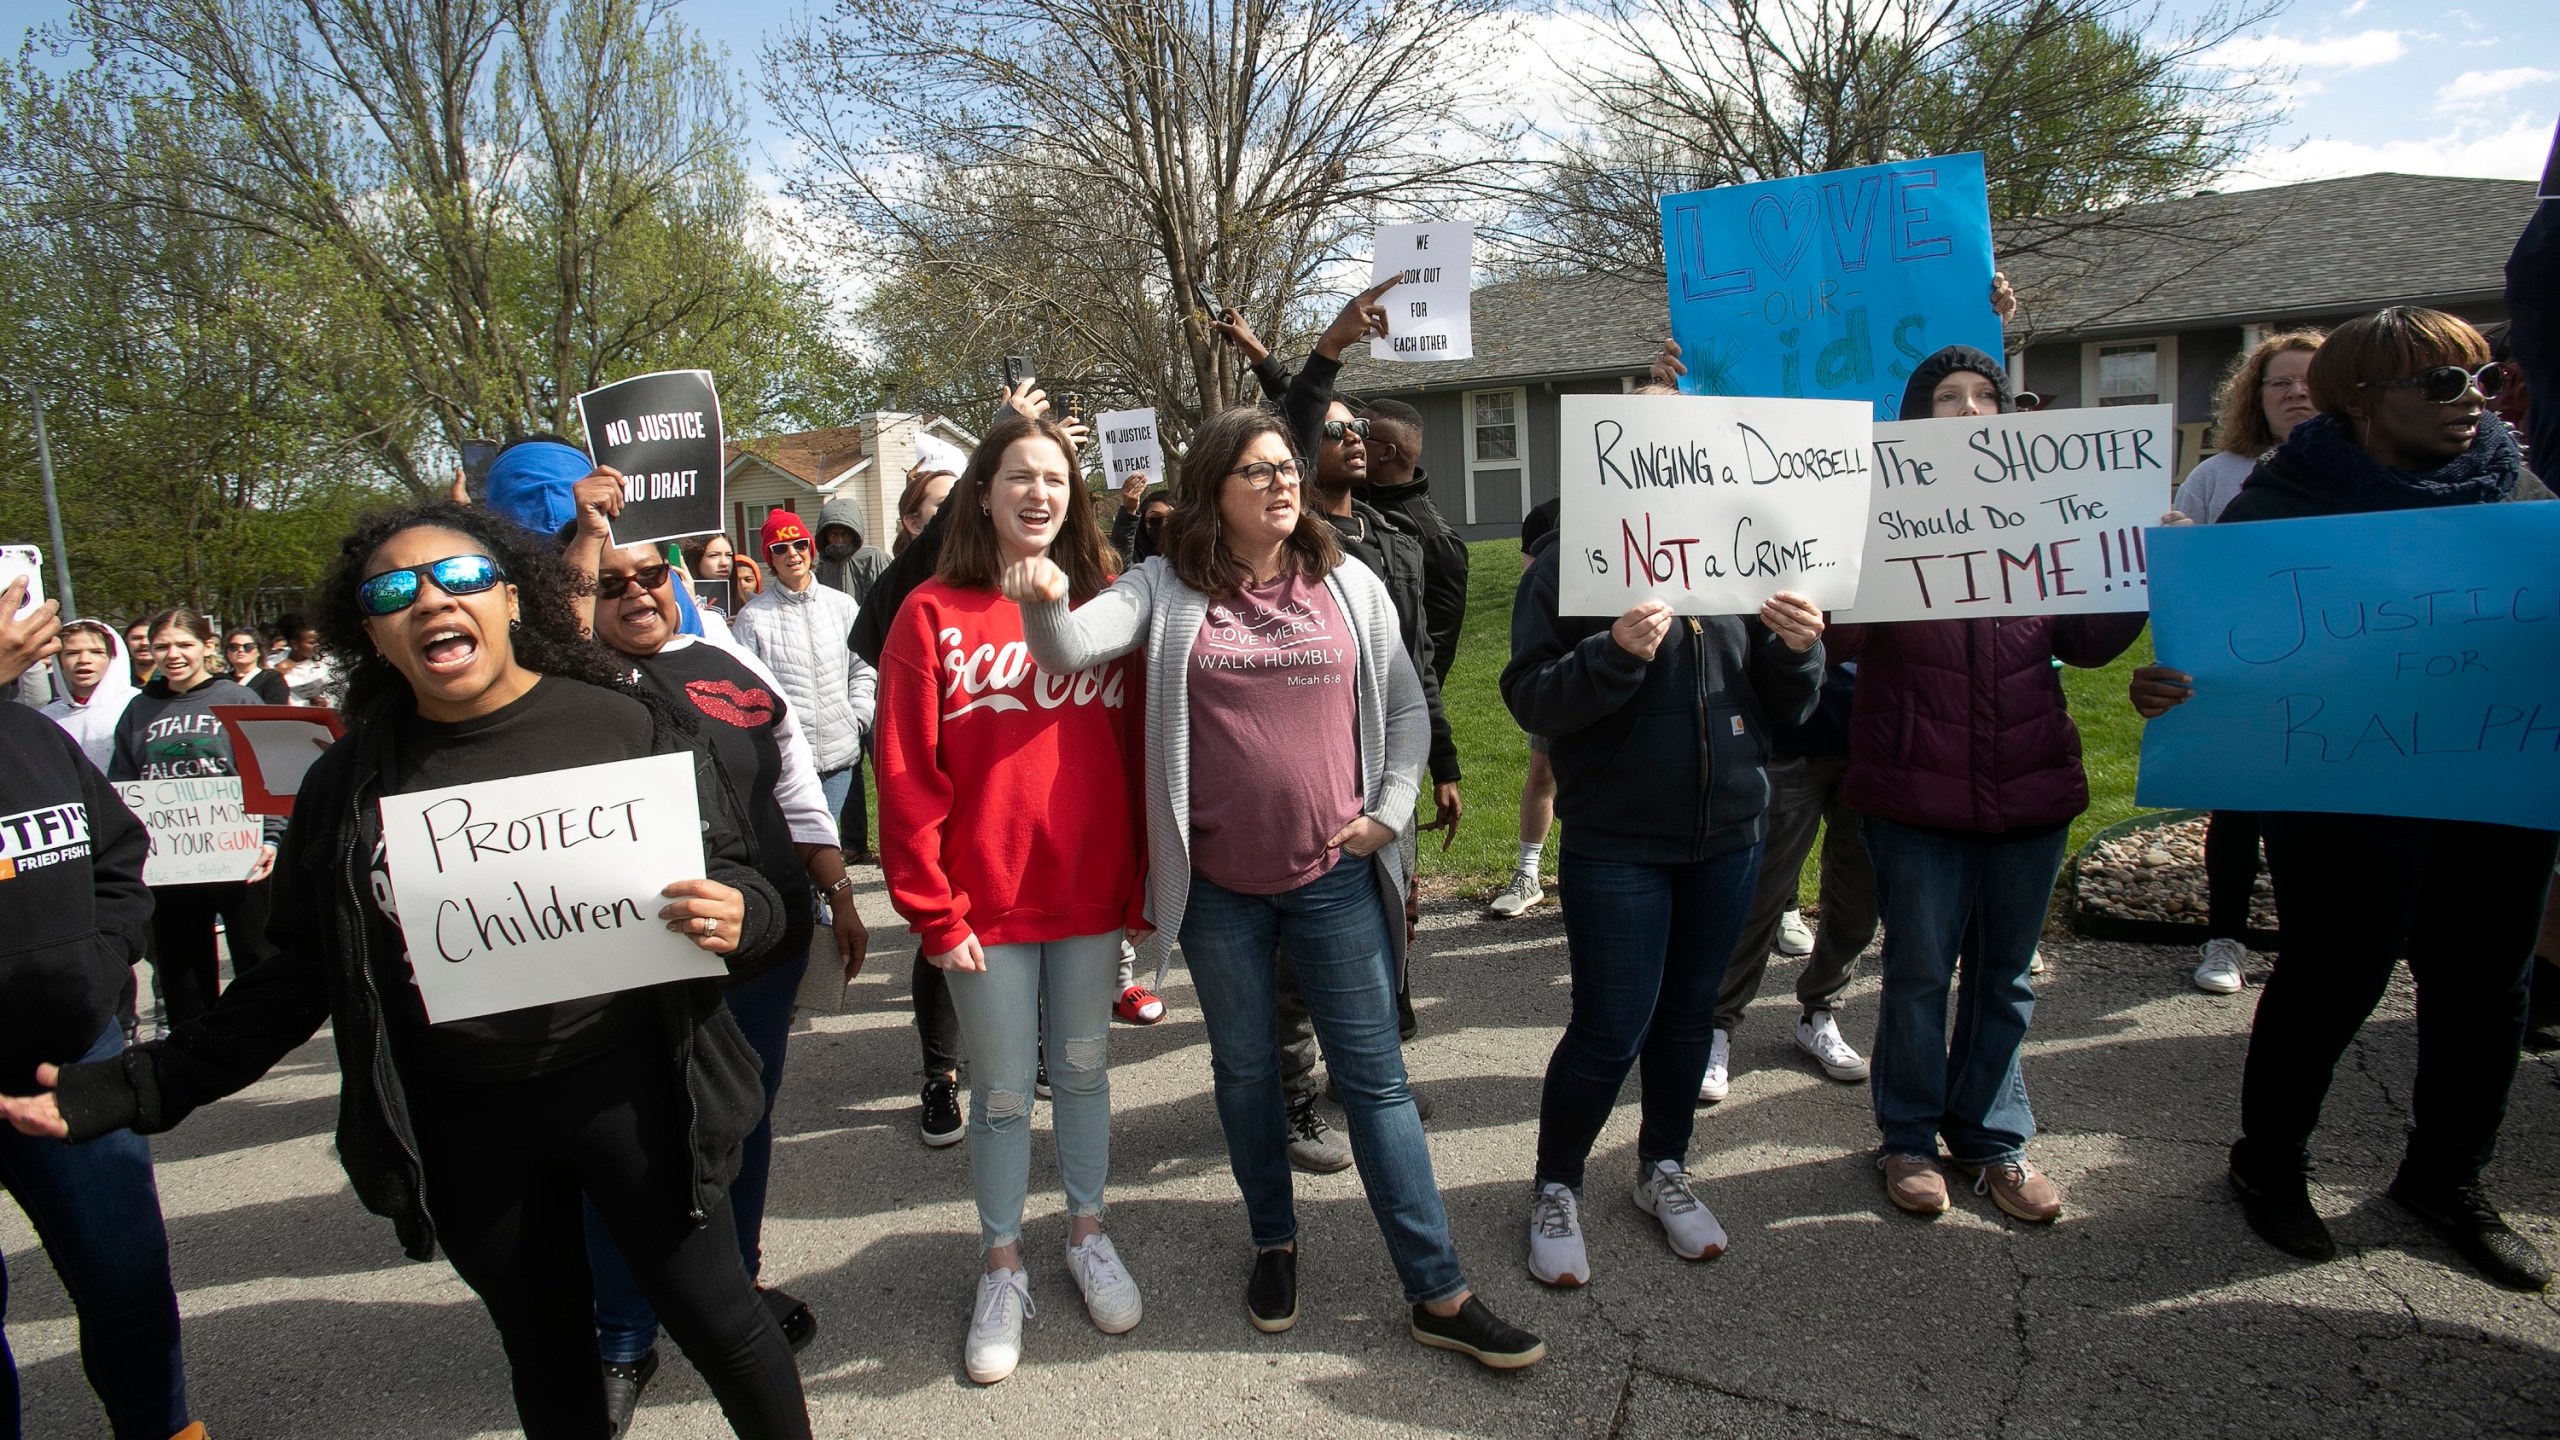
top-left (576, 369), bottom-right (726, 545)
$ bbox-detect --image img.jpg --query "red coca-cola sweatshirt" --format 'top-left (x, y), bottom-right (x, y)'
top-left (876, 577), bottom-right (1146, 955)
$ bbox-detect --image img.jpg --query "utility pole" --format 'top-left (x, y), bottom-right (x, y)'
top-left (6, 376), bottom-right (75, 616)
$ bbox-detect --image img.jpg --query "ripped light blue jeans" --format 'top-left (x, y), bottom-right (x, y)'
top-left (943, 930), bottom-right (1124, 1249)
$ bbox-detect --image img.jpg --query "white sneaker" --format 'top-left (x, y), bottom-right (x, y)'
top-left (1064, 1233), bottom-right (1143, 1334)
top-left (1775, 908), bottom-right (1814, 958)
top-left (1633, 1159), bottom-right (1727, 1260)
top-left (2028, 949), bottom-right (2049, 976)
top-left (1488, 869), bottom-right (1544, 918)
top-left (964, 1266), bottom-right (1034, 1384)
top-left (1794, 1009), bottom-right (1870, 1082)
top-left (2193, 937), bottom-right (2246, 995)
top-left (1526, 1182), bottom-right (1591, 1287)
top-left (1697, 1028), bottom-right (1731, 1102)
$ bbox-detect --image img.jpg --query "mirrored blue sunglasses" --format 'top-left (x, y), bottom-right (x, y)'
top-left (358, 554), bottom-right (507, 617)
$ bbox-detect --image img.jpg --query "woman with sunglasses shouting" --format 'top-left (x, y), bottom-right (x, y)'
top-left (4, 502), bottom-right (815, 1438)
top-left (1010, 406), bottom-right (1548, 1371)
top-left (2131, 307), bottom-right (2557, 1293)
top-left (108, 607), bottom-right (285, 1029)
top-left (572, 524), bottom-right (869, 1428)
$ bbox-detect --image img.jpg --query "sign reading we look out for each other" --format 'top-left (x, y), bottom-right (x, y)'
top-left (1832, 404), bottom-right (2173, 623)
top-left (377, 752), bottom-right (727, 1024)
top-left (1369, 223), bottom-right (1474, 362)
top-left (1555, 393), bottom-right (1875, 617)
top-left (2135, 504), bottom-right (2560, 830)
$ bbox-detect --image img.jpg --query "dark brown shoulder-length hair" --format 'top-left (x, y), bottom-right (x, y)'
top-left (1160, 404), bottom-right (1339, 597)
top-left (2308, 307), bottom-right (2490, 419)
top-left (936, 413), bottom-right (1118, 603)
top-left (2211, 329), bottom-right (2325, 456)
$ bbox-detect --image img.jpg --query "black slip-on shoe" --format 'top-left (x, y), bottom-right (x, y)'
top-left (2229, 1150), bottom-right (2336, 1262)
top-left (1246, 1247), bottom-right (1297, 1333)
top-left (601, 1347), bottom-right (659, 1439)
top-left (1410, 1295), bottom-right (1547, 1370)
top-left (2388, 1173), bottom-right (2553, 1292)
top-left (759, 1284), bottom-right (818, 1354)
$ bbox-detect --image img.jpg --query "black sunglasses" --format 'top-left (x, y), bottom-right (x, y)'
top-left (358, 554), bottom-right (507, 617)
top-left (1321, 417), bottom-right (1370, 443)
top-left (2359, 363), bottom-right (2505, 405)
top-left (597, 563), bottom-right (671, 600)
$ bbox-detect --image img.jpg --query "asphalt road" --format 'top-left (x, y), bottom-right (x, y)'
top-left (9, 887), bottom-right (2557, 1438)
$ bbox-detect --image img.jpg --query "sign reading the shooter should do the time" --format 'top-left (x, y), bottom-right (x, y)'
top-left (377, 752), bottom-right (727, 1024)
top-left (1369, 223), bottom-right (1474, 363)
top-left (578, 369), bottom-right (726, 545)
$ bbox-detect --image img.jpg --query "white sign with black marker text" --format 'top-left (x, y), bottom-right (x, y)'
top-left (114, 777), bottom-right (263, 886)
top-left (1556, 393), bottom-right (1875, 617)
top-left (1096, 408), bottom-right (1163, 489)
top-left (1833, 404), bottom-right (2173, 622)
top-left (1369, 223), bottom-right (1474, 363)
top-left (376, 752), bottom-right (727, 1024)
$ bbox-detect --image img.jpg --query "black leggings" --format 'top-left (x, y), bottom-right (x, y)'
top-left (2203, 810), bottom-right (2262, 941)
top-left (913, 952), bottom-right (962, 1077)
top-left (148, 880), bottom-right (277, 1030)
top-left (407, 1043), bottom-right (809, 1440)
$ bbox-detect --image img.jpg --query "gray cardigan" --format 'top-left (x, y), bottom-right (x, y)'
top-left (1020, 553), bottom-right (1429, 986)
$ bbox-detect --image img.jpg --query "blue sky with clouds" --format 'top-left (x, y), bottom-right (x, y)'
top-left (4, 0), bottom-right (2554, 190)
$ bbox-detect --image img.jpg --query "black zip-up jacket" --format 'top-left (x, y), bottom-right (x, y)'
top-left (0, 704), bottom-right (151, 1092)
top-left (51, 682), bottom-right (779, 1262)
top-left (1327, 500), bottom-right (1460, 784)
top-left (1364, 475), bottom-right (1469, 690)
top-left (1501, 543), bottom-right (1824, 864)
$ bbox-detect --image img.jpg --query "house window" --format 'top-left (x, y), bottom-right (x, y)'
top-left (2081, 338), bottom-right (2178, 409)
top-left (1464, 388), bottom-right (1530, 527)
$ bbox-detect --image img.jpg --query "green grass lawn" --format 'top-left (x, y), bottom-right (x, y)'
top-left (1415, 539), bottom-right (2159, 902)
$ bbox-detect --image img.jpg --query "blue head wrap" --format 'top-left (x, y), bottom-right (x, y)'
top-left (484, 441), bottom-right (594, 536)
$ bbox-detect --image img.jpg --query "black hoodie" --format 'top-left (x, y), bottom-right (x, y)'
top-left (0, 704), bottom-right (151, 1092)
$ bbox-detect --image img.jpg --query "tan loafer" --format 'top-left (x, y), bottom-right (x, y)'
top-left (1962, 1157), bottom-right (2063, 1223)
top-left (1880, 1152), bottom-right (1951, 1215)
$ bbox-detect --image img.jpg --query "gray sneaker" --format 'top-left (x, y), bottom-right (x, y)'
top-left (1488, 869), bottom-right (1544, 918)
top-left (1286, 1095), bottom-right (1354, 1173)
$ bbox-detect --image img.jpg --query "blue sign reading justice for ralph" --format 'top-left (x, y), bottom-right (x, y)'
top-left (1658, 154), bottom-right (2002, 421)
top-left (2134, 504), bottom-right (2560, 830)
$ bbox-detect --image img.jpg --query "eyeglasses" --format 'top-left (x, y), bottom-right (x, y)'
top-left (357, 554), bottom-right (507, 617)
top-left (1321, 417), bottom-right (1370, 443)
top-left (2358, 363), bottom-right (2504, 405)
top-left (766, 537), bottom-right (811, 556)
top-left (596, 563), bottom-right (671, 600)
top-left (1228, 457), bottom-right (1304, 491)
top-left (2259, 375), bottom-right (2311, 394)
top-left (225, 641), bottom-right (260, 653)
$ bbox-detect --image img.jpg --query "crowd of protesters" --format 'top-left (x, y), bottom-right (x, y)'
top-left (2, 164), bottom-right (2556, 1440)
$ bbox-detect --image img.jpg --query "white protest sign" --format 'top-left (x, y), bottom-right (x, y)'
top-left (114, 777), bottom-right (262, 886)
top-left (1836, 404), bottom-right (2173, 622)
top-left (1556, 394), bottom-right (1875, 617)
top-left (1370, 223), bottom-right (1474, 362)
top-left (1096, 408), bottom-right (1164, 489)
top-left (375, 752), bottom-right (726, 1024)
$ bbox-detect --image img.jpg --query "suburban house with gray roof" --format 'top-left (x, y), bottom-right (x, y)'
top-left (721, 412), bottom-right (977, 558)
top-left (1332, 172), bottom-right (2537, 542)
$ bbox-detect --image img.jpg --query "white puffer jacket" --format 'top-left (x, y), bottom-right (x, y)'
top-left (731, 579), bottom-right (876, 772)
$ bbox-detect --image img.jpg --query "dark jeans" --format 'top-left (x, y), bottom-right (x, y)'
top-left (0, 1025), bottom-right (187, 1440)
top-left (408, 1041), bottom-right (808, 1440)
top-left (1179, 858), bottom-right (1465, 1305)
top-left (841, 752), bottom-right (872, 859)
top-left (148, 878), bottom-right (277, 1030)
top-left (2237, 814), bottom-right (2560, 1181)
top-left (2204, 810), bottom-right (2263, 941)
top-left (1864, 817), bottom-right (2068, 1166)
top-left (588, 953), bottom-right (806, 1364)
top-left (1717, 754), bottom-right (1877, 1031)
top-left (1538, 845), bottom-right (1761, 1192)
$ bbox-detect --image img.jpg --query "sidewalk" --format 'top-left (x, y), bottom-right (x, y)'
top-left (8, 892), bottom-right (2556, 1438)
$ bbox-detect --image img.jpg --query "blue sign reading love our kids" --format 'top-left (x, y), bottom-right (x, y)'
top-left (1658, 153), bottom-right (2002, 420)
top-left (2134, 503), bottom-right (2560, 830)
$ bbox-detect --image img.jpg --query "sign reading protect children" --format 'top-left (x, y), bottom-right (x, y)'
top-left (376, 752), bottom-right (727, 1024)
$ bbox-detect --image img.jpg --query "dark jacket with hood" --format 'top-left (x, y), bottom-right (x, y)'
top-left (1364, 475), bottom-right (1469, 691)
top-left (1827, 347), bottom-right (2147, 834)
top-left (51, 680), bottom-right (782, 1263)
top-left (0, 703), bottom-right (151, 1093)
top-left (1502, 542), bottom-right (1824, 864)
top-left (815, 494), bottom-right (892, 604)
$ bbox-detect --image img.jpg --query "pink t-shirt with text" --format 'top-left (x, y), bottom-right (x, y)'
top-left (1185, 571), bottom-right (1364, 894)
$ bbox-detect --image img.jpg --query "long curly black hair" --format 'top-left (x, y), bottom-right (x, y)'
top-left (320, 501), bottom-right (636, 720)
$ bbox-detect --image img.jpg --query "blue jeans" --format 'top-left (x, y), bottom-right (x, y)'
top-left (1538, 845), bottom-right (1762, 1192)
top-left (943, 930), bottom-right (1123, 1249)
top-left (1863, 816), bottom-right (2068, 1166)
top-left (587, 952), bottom-right (806, 1363)
top-left (0, 1025), bottom-right (187, 1440)
top-left (1179, 859), bottom-right (1466, 1306)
